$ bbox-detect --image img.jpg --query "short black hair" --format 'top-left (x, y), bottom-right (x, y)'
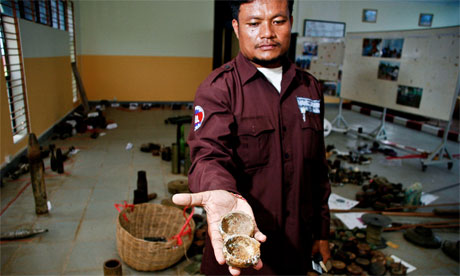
top-left (229, 0), bottom-right (294, 21)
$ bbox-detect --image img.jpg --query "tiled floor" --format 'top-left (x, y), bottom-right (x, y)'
top-left (0, 105), bottom-right (459, 275)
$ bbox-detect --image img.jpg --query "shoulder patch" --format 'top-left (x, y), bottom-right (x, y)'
top-left (194, 105), bottom-right (205, 131)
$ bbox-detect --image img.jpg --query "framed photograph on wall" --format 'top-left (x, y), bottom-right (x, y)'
top-left (397, 85), bottom-right (423, 108)
top-left (303, 19), bottom-right (346, 38)
top-left (362, 9), bottom-right (377, 23)
top-left (419, 13), bottom-right (433, 27)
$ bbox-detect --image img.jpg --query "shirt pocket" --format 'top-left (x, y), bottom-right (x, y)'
top-left (236, 117), bottom-right (275, 169)
top-left (299, 113), bottom-right (323, 160)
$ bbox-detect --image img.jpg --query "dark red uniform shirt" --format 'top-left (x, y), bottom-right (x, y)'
top-left (188, 53), bottom-right (331, 275)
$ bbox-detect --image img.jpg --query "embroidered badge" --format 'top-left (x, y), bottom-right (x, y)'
top-left (296, 97), bottom-right (320, 122)
top-left (194, 106), bottom-right (205, 131)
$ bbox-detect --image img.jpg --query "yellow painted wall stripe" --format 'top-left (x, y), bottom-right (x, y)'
top-left (24, 56), bottom-right (76, 136)
top-left (80, 55), bottom-right (212, 102)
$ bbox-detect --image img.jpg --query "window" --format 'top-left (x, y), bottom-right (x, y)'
top-left (0, 13), bottom-right (29, 143)
top-left (58, 0), bottom-right (66, 31)
top-left (303, 19), bottom-right (346, 38)
top-left (50, 0), bottom-right (58, 28)
top-left (37, 0), bottom-right (48, 25)
top-left (2, 1), bottom-right (75, 31)
top-left (66, 1), bottom-right (77, 102)
top-left (22, 1), bottom-right (36, 21)
top-left (0, 0), bottom-right (78, 142)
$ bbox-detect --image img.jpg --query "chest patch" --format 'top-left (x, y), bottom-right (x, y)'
top-left (194, 105), bottom-right (205, 131)
top-left (296, 97), bottom-right (320, 121)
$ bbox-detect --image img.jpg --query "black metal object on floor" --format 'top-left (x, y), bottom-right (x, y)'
top-left (164, 115), bottom-right (192, 174)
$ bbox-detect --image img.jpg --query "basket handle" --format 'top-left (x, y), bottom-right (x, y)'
top-left (114, 201), bottom-right (135, 222)
top-left (170, 206), bottom-right (194, 246)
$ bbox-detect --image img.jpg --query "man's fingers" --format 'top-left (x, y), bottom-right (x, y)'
top-left (254, 259), bottom-right (264, 270)
top-left (228, 266), bottom-right (241, 276)
top-left (254, 228), bottom-right (267, 243)
top-left (209, 226), bottom-right (226, 264)
top-left (172, 192), bottom-right (207, 207)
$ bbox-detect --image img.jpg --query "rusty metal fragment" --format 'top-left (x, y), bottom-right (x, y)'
top-left (28, 133), bottom-right (48, 214)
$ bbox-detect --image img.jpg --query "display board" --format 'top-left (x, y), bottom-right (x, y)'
top-left (341, 26), bottom-right (459, 121)
top-left (295, 37), bottom-right (345, 97)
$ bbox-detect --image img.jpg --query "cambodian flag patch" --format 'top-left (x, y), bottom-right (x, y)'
top-left (194, 106), bottom-right (205, 131)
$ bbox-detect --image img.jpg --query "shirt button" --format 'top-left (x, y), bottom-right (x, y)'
top-left (282, 126), bottom-right (287, 131)
top-left (284, 153), bottom-right (289, 159)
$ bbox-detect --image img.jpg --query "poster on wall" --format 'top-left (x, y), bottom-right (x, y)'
top-left (362, 38), bottom-right (404, 58)
top-left (396, 85), bottom-right (423, 108)
top-left (320, 81), bottom-right (338, 97)
top-left (362, 38), bottom-right (382, 56)
top-left (295, 36), bottom-right (345, 82)
top-left (295, 56), bottom-right (313, 70)
top-left (302, 42), bottom-right (318, 56)
top-left (378, 61), bottom-right (400, 81)
top-left (341, 26), bottom-right (459, 121)
top-left (295, 41), bottom-right (318, 70)
top-left (381, 39), bottom-right (404, 58)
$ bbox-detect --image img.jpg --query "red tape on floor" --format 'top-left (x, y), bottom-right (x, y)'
top-left (0, 181), bottom-right (31, 216)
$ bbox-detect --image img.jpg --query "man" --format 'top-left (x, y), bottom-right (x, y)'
top-left (173, 0), bottom-right (331, 274)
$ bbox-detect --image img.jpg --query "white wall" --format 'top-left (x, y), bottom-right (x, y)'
top-left (75, 0), bottom-right (214, 57)
top-left (19, 19), bottom-right (70, 58)
top-left (293, 0), bottom-right (459, 35)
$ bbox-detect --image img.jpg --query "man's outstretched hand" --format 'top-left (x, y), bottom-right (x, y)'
top-left (172, 190), bottom-right (266, 276)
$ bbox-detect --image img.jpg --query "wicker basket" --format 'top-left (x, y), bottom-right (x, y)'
top-left (116, 203), bottom-right (195, 271)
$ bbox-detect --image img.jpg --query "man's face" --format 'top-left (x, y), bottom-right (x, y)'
top-left (232, 0), bottom-right (293, 68)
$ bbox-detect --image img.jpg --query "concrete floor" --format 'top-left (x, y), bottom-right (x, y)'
top-left (0, 105), bottom-right (459, 275)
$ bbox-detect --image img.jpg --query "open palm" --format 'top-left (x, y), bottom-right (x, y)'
top-left (173, 190), bottom-right (266, 276)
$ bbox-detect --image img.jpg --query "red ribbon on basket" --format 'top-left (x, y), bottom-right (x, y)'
top-left (114, 201), bottom-right (135, 222)
top-left (171, 206), bottom-right (195, 246)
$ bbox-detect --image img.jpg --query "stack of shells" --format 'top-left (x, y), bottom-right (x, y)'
top-left (219, 212), bottom-right (261, 268)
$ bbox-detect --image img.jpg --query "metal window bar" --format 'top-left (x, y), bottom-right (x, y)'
top-left (5, 78), bottom-right (22, 84)
top-left (9, 96), bottom-right (24, 105)
top-left (12, 122), bottom-right (28, 133)
top-left (9, 106), bottom-right (25, 116)
top-left (8, 84), bottom-right (22, 90)
top-left (10, 110), bottom-right (26, 121)
top-left (3, 31), bottom-right (17, 35)
top-left (8, 94), bottom-right (24, 102)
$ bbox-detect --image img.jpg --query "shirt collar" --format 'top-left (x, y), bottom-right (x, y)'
top-left (235, 52), bottom-right (259, 85)
top-left (235, 52), bottom-right (297, 89)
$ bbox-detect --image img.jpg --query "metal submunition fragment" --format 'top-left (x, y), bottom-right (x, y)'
top-left (220, 211), bottom-right (260, 268)
top-left (28, 133), bottom-right (48, 214)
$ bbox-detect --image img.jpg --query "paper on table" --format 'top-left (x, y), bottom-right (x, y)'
top-left (328, 193), bottom-right (360, 210)
top-left (421, 192), bottom-right (439, 205)
top-left (390, 255), bottom-right (416, 273)
top-left (335, 212), bottom-right (366, 229)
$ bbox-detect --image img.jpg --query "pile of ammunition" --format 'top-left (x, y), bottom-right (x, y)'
top-left (328, 229), bottom-right (408, 275)
top-left (328, 159), bottom-right (373, 186)
top-left (356, 177), bottom-right (406, 210)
